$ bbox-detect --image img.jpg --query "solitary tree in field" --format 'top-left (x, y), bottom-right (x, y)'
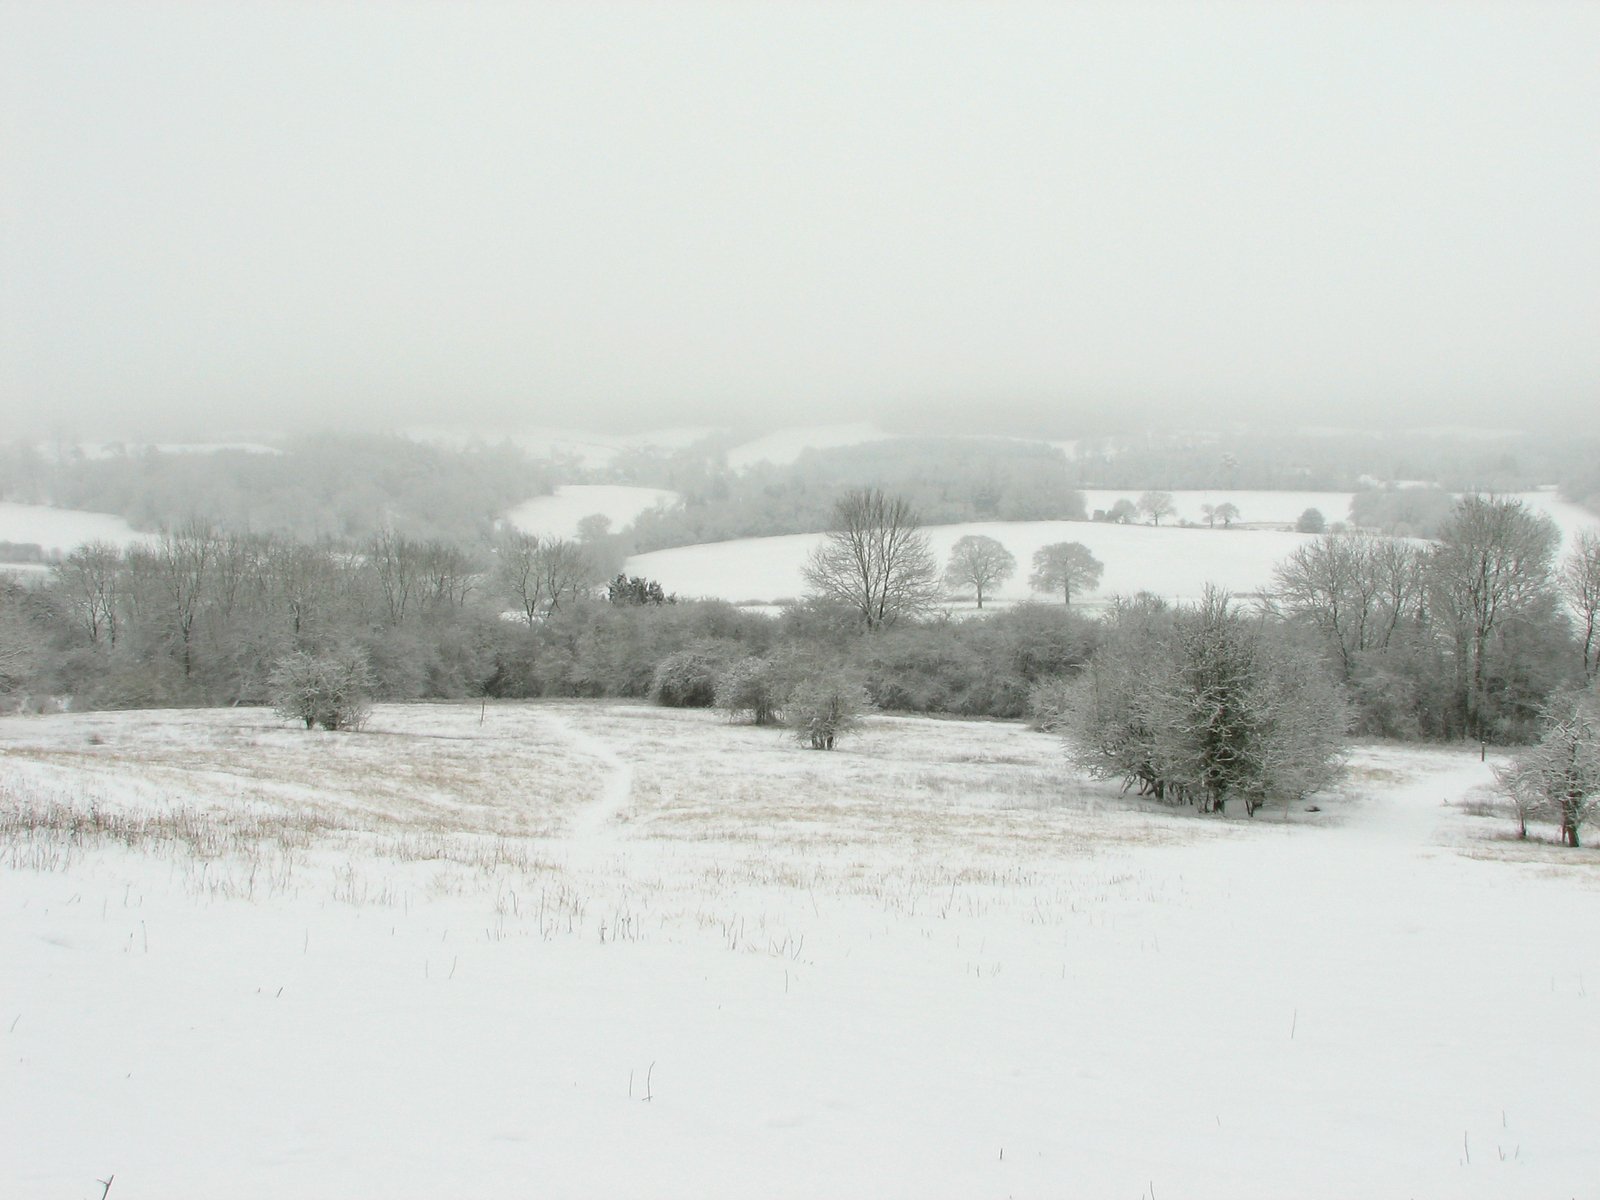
top-left (1138, 491), bottom-right (1176, 526)
top-left (802, 488), bottom-right (940, 629)
top-left (1296, 508), bottom-right (1327, 534)
top-left (1213, 502), bottom-right (1240, 528)
top-left (1029, 542), bottom-right (1104, 605)
top-left (943, 535), bottom-right (1016, 609)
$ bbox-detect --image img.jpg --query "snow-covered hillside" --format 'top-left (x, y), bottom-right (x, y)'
top-left (506, 485), bottom-right (679, 539)
top-left (0, 501), bottom-right (153, 555)
top-left (3, 701), bottom-right (1596, 1198)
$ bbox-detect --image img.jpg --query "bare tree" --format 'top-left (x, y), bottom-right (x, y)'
top-left (53, 541), bottom-right (123, 647)
top-left (367, 529), bottom-right (421, 626)
top-left (801, 489), bottom-right (940, 629)
top-left (1213, 502), bottom-right (1240, 528)
top-left (496, 531), bottom-right (599, 625)
top-left (943, 534), bottom-right (1015, 609)
top-left (1560, 529), bottom-right (1600, 680)
top-left (262, 538), bottom-right (342, 642)
top-left (1271, 534), bottom-right (1426, 680)
top-left (1429, 495), bottom-right (1560, 738)
top-left (154, 522), bottom-right (217, 678)
top-left (1496, 700), bottom-right (1600, 847)
top-left (1029, 542), bottom-right (1104, 605)
top-left (1137, 491), bottom-right (1176, 526)
top-left (0, 597), bottom-right (35, 697)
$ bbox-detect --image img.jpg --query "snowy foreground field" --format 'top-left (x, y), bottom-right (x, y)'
top-left (4, 703), bottom-right (1599, 1198)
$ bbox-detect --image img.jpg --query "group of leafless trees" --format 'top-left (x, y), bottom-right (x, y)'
top-left (803, 489), bottom-right (1107, 620)
top-left (5, 522), bottom-right (613, 712)
top-left (1270, 497), bottom-right (1600, 742)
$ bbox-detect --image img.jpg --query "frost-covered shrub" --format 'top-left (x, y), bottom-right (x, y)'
top-left (1495, 698), bottom-right (1600, 846)
top-left (649, 646), bottom-right (725, 708)
top-left (714, 657), bottom-right (784, 725)
top-left (269, 647), bottom-right (374, 731)
top-left (1026, 676), bottom-right (1077, 732)
top-left (785, 669), bottom-right (872, 750)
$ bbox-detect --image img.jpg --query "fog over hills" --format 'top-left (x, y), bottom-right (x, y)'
top-left (3, 2), bottom-right (1597, 442)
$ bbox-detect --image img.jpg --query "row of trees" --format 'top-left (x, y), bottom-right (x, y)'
top-left (803, 489), bottom-right (1107, 620)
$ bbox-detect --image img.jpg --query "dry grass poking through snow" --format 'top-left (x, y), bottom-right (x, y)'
top-left (9, 701), bottom-right (1600, 1198)
top-left (0, 700), bottom-right (1236, 923)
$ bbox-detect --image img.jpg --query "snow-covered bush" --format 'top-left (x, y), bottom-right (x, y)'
top-left (1495, 698), bottom-right (1600, 846)
top-left (269, 648), bottom-right (374, 731)
top-left (714, 657), bottom-right (784, 725)
top-left (1064, 589), bottom-right (1346, 815)
top-left (1026, 676), bottom-right (1077, 732)
top-left (785, 669), bottom-right (872, 751)
top-left (649, 646), bottom-right (726, 708)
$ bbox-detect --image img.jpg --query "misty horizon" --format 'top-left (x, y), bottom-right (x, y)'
top-left (3, 2), bottom-right (1597, 442)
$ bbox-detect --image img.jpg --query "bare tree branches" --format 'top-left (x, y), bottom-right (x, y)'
top-left (1560, 530), bottom-right (1600, 680)
top-left (802, 489), bottom-right (939, 629)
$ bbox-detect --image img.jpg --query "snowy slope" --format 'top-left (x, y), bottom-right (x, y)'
top-left (3, 702), bottom-right (1596, 1198)
top-left (505, 485), bottom-right (680, 539)
top-left (0, 501), bottom-right (153, 554)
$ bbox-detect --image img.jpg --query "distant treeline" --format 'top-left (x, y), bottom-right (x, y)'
top-left (1069, 428), bottom-right (1600, 498)
top-left (0, 435), bottom-right (550, 545)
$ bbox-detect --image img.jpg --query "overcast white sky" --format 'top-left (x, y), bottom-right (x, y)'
top-left (2, 1), bottom-right (1596, 439)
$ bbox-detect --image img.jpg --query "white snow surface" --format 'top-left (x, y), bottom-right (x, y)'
top-left (505, 485), bottom-right (680, 539)
top-left (3, 701), bottom-right (1597, 1198)
top-left (627, 520), bottom-right (1321, 606)
top-left (1513, 488), bottom-right (1600, 556)
top-left (0, 501), bottom-right (153, 554)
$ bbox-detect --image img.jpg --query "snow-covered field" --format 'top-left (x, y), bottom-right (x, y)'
top-left (627, 520), bottom-right (1320, 607)
top-left (505, 485), bottom-right (680, 539)
top-left (1514, 489), bottom-right (1600, 556)
top-left (0, 501), bottom-right (153, 555)
top-left (3, 701), bottom-right (1596, 1198)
